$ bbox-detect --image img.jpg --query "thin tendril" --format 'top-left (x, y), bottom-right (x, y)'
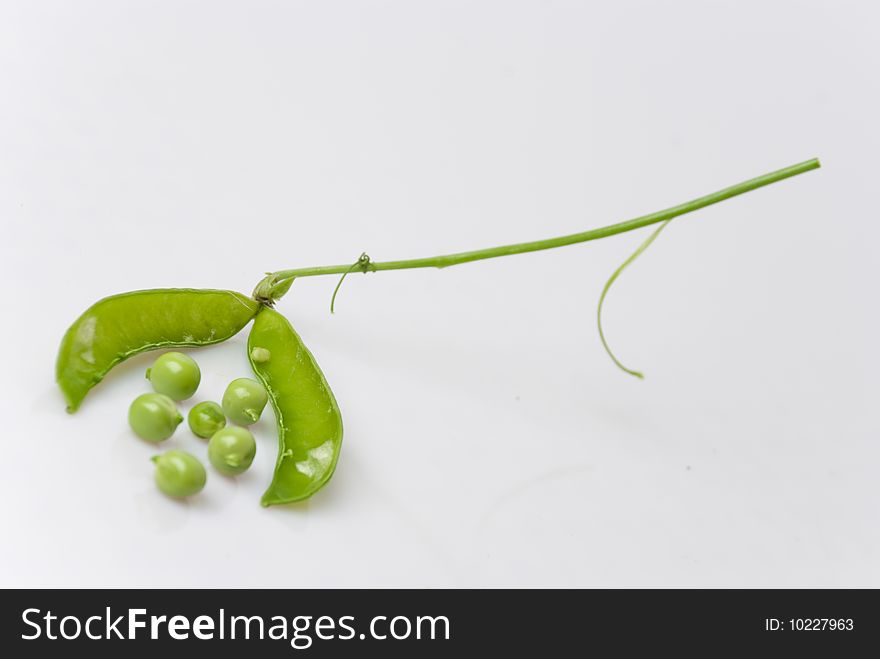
top-left (330, 253), bottom-right (371, 313)
top-left (597, 220), bottom-right (672, 379)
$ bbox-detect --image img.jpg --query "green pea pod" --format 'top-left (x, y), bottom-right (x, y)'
top-left (57, 289), bottom-right (260, 412)
top-left (247, 307), bottom-right (343, 506)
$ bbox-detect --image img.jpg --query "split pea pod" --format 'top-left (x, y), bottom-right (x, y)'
top-left (57, 289), bottom-right (260, 412)
top-left (247, 307), bottom-right (343, 506)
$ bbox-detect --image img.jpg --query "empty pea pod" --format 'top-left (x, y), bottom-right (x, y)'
top-left (247, 307), bottom-right (343, 506)
top-left (56, 289), bottom-right (260, 412)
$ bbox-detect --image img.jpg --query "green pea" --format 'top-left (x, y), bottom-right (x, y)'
top-left (208, 427), bottom-right (257, 476)
top-left (222, 378), bottom-right (268, 426)
top-left (128, 393), bottom-right (182, 442)
top-left (146, 351), bottom-right (201, 401)
top-left (152, 450), bottom-right (206, 498)
top-left (188, 401), bottom-right (226, 439)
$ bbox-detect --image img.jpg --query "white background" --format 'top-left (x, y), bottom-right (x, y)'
top-left (1, 1), bottom-right (877, 588)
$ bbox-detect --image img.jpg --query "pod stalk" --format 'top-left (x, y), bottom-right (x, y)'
top-left (257, 158), bottom-right (820, 305)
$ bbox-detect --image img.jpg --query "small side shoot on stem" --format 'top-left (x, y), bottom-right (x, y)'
top-left (330, 253), bottom-right (372, 314)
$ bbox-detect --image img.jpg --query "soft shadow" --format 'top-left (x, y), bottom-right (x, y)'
top-left (476, 462), bottom-right (595, 530)
top-left (261, 454), bottom-right (357, 516)
top-left (133, 488), bottom-right (191, 533)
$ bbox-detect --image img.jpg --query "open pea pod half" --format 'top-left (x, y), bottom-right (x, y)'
top-left (57, 289), bottom-right (260, 412)
top-left (248, 307), bottom-right (343, 506)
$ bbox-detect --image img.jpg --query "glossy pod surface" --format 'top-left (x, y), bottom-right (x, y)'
top-left (57, 289), bottom-right (260, 412)
top-left (248, 307), bottom-right (343, 506)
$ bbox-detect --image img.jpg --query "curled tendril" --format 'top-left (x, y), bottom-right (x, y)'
top-left (330, 252), bottom-right (372, 313)
top-left (597, 220), bottom-right (671, 379)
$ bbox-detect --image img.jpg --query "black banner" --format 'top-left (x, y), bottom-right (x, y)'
top-left (1, 589), bottom-right (875, 655)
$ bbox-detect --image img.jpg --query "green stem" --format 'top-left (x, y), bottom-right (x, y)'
top-left (258, 158), bottom-right (819, 299)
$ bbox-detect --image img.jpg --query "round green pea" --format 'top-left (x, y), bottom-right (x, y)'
top-left (128, 393), bottom-right (182, 442)
top-left (152, 450), bottom-right (206, 498)
top-left (188, 401), bottom-right (226, 439)
top-left (146, 352), bottom-right (201, 401)
top-left (208, 427), bottom-right (257, 476)
top-left (222, 378), bottom-right (268, 426)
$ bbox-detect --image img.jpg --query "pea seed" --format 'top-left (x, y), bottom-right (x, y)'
top-left (146, 352), bottom-right (201, 401)
top-left (208, 427), bottom-right (257, 476)
top-left (250, 347), bottom-right (271, 363)
top-left (188, 401), bottom-right (226, 439)
top-left (128, 393), bottom-right (182, 442)
top-left (152, 450), bottom-right (206, 498)
top-left (222, 378), bottom-right (268, 426)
